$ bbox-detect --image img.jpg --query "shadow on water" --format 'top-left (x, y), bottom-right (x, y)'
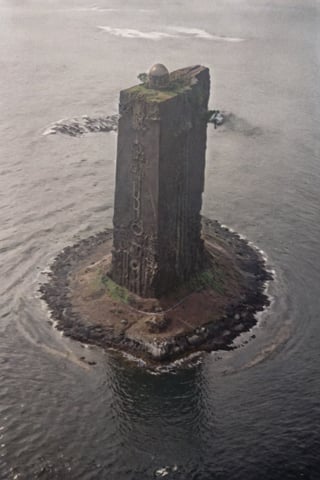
top-left (103, 354), bottom-right (213, 479)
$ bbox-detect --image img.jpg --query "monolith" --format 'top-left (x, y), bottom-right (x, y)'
top-left (111, 64), bottom-right (210, 298)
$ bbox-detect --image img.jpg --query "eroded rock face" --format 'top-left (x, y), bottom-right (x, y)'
top-left (111, 66), bottom-right (210, 298)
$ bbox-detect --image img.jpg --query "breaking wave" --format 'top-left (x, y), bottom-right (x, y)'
top-left (98, 26), bottom-right (244, 42)
top-left (66, 6), bottom-right (118, 13)
top-left (168, 26), bottom-right (244, 42)
top-left (43, 114), bottom-right (119, 137)
top-left (98, 26), bottom-right (177, 40)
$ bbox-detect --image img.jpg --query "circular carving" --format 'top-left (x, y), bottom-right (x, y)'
top-left (130, 259), bottom-right (139, 271)
top-left (131, 222), bottom-right (143, 236)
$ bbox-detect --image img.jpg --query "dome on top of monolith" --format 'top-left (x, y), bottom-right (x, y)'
top-left (149, 63), bottom-right (170, 89)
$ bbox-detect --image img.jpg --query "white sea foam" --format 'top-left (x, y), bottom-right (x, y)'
top-left (115, 347), bottom-right (202, 373)
top-left (216, 222), bottom-right (275, 318)
top-left (155, 465), bottom-right (178, 477)
top-left (98, 26), bottom-right (177, 39)
top-left (72, 6), bottom-right (118, 12)
top-left (117, 350), bottom-right (147, 367)
top-left (98, 25), bottom-right (244, 41)
top-left (168, 26), bottom-right (244, 42)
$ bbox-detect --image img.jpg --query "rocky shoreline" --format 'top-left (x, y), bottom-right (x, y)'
top-left (39, 218), bottom-right (272, 364)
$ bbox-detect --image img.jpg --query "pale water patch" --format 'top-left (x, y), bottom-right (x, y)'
top-left (168, 26), bottom-right (245, 42)
top-left (98, 26), bottom-right (177, 40)
top-left (98, 26), bottom-right (244, 42)
top-left (62, 5), bottom-right (153, 13)
top-left (65, 6), bottom-right (118, 13)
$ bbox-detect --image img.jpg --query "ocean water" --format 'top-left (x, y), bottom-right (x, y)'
top-left (1, 0), bottom-right (320, 478)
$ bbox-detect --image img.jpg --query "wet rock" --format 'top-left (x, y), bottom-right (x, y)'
top-left (187, 334), bottom-right (202, 346)
top-left (146, 315), bottom-right (170, 333)
top-left (233, 323), bottom-right (244, 332)
top-left (43, 114), bottom-right (119, 137)
top-left (222, 330), bottom-right (231, 337)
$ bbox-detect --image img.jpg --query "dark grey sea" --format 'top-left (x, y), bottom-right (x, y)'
top-left (1, 0), bottom-right (320, 478)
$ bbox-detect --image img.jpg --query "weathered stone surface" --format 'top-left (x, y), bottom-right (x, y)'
top-left (111, 65), bottom-right (210, 298)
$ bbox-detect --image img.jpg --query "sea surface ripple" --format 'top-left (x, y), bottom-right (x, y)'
top-left (1, 0), bottom-right (320, 479)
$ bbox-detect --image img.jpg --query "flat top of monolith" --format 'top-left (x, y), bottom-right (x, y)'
top-left (123, 64), bottom-right (209, 103)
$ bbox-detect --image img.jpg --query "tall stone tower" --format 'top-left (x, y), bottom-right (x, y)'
top-left (111, 64), bottom-right (210, 298)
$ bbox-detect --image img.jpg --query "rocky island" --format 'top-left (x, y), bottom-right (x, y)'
top-left (40, 64), bottom-right (272, 363)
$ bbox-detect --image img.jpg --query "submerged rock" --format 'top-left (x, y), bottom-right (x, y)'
top-left (43, 114), bottom-right (119, 137)
top-left (208, 109), bottom-right (224, 127)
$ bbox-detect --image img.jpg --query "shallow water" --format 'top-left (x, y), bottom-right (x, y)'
top-left (1, 0), bottom-right (320, 478)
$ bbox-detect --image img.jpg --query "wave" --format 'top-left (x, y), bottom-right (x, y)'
top-left (43, 114), bottom-right (119, 137)
top-left (168, 26), bottom-right (244, 42)
top-left (66, 6), bottom-right (154, 13)
top-left (98, 26), bottom-right (177, 40)
top-left (69, 6), bottom-right (118, 12)
top-left (98, 25), bottom-right (244, 42)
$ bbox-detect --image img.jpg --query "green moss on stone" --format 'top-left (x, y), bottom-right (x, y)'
top-left (87, 268), bottom-right (107, 298)
top-left (185, 267), bottom-right (225, 295)
top-left (125, 80), bottom-right (189, 103)
top-left (102, 275), bottom-right (131, 304)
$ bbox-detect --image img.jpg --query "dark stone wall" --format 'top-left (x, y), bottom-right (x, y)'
top-left (111, 93), bottom-right (160, 297)
top-left (157, 67), bottom-right (210, 295)
top-left (111, 66), bottom-right (210, 298)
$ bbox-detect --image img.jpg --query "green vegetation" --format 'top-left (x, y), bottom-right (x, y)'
top-left (102, 275), bottom-right (131, 304)
top-left (137, 72), bottom-right (148, 83)
top-left (185, 267), bottom-right (225, 295)
top-left (90, 262), bottom-right (224, 305)
top-left (87, 268), bottom-right (107, 298)
top-left (126, 79), bottom-right (189, 103)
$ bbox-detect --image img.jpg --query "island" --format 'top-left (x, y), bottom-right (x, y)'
top-left (40, 64), bottom-right (272, 363)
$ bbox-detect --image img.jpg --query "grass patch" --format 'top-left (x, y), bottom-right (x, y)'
top-left (102, 275), bottom-right (130, 304)
top-left (125, 80), bottom-right (189, 103)
top-left (185, 267), bottom-right (225, 295)
top-left (87, 269), bottom-right (107, 298)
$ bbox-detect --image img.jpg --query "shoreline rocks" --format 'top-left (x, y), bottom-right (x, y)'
top-left (39, 218), bottom-right (272, 365)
